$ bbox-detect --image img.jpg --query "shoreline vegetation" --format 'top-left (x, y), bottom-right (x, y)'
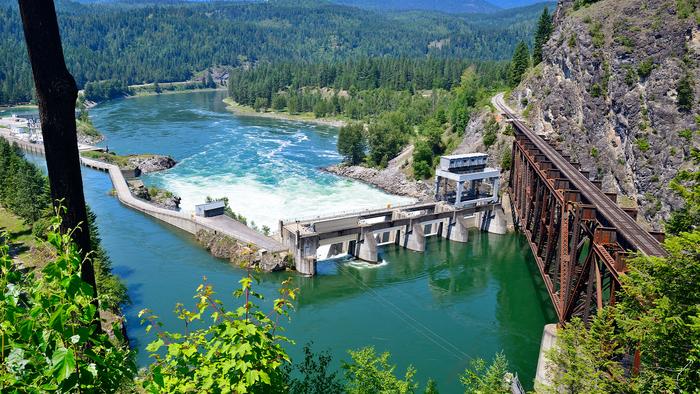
top-left (223, 97), bottom-right (347, 128)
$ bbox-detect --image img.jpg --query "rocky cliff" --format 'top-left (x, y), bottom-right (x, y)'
top-left (512, 0), bottom-right (699, 230)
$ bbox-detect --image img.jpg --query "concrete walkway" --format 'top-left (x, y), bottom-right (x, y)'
top-left (1, 131), bottom-right (287, 253)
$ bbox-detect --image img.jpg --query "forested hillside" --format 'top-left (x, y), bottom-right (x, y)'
top-left (0, 0), bottom-right (548, 105)
top-left (329, 0), bottom-right (499, 13)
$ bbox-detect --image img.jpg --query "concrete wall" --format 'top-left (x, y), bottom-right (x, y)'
top-left (534, 323), bottom-right (558, 391)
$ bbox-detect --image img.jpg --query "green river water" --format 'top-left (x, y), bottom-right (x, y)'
top-left (9, 91), bottom-right (556, 392)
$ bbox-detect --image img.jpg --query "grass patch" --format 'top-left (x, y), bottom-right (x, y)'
top-left (0, 206), bottom-right (44, 267)
top-left (635, 137), bottom-right (650, 152)
top-left (81, 151), bottom-right (162, 169)
top-left (76, 119), bottom-right (102, 138)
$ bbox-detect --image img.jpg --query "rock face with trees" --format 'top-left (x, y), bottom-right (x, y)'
top-left (513, 0), bottom-right (700, 229)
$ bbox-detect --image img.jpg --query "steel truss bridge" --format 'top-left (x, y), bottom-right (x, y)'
top-left (495, 96), bottom-right (666, 323)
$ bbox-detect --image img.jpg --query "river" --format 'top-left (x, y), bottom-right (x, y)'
top-left (12, 91), bottom-right (556, 392)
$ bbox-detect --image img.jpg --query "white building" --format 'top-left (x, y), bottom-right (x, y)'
top-left (434, 153), bottom-right (500, 207)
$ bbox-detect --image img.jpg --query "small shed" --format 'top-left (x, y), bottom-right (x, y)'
top-left (195, 200), bottom-right (226, 217)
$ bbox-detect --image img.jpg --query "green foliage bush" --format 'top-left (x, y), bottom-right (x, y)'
top-left (366, 111), bottom-right (410, 167)
top-left (667, 148), bottom-right (700, 234)
top-left (635, 137), bottom-right (650, 152)
top-left (573, 0), bottom-right (601, 10)
top-left (0, 215), bottom-right (135, 392)
top-left (139, 274), bottom-right (296, 393)
top-left (624, 66), bottom-right (638, 86)
top-left (460, 353), bottom-right (513, 394)
top-left (677, 73), bottom-right (695, 112)
top-left (637, 58), bottom-right (656, 79)
top-left (482, 118), bottom-right (499, 148)
top-left (589, 21), bottom-right (604, 48)
top-left (501, 147), bottom-right (512, 171)
top-left (337, 123), bottom-right (366, 165)
top-left (342, 347), bottom-right (417, 394)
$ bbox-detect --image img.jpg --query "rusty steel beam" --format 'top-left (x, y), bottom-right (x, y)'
top-left (509, 135), bottom-right (634, 323)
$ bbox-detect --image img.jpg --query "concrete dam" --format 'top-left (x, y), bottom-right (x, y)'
top-left (2, 119), bottom-right (508, 276)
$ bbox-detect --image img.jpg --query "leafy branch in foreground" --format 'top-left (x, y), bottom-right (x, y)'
top-left (0, 214), bottom-right (135, 392)
top-left (139, 269), bottom-right (298, 393)
top-left (460, 352), bottom-right (513, 394)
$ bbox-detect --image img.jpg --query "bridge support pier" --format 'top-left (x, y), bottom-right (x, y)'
top-left (294, 236), bottom-right (318, 276)
top-left (534, 324), bottom-right (558, 391)
top-left (357, 228), bottom-right (379, 262)
top-left (404, 222), bottom-right (426, 252)
top-left (442, 215), bottom-right (469, 243)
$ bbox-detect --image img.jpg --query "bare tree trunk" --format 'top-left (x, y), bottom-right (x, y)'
top-left (17, 0), bottom-right (100, 323)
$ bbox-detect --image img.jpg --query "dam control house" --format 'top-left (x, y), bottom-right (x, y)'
top-left (434, 153), bottom-right (500, 207)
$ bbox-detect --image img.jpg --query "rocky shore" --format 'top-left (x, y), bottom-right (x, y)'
top-left (126, 155), bottom-right (177, 173)
top-left (196, 230), bottom-right (290, 272)
top-left (323, 146), bottom-right (433, 201)
top-left (127, 180), bottom-right (181, 210)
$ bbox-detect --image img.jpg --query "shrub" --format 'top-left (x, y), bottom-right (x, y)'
top-left (343, 347), bottom-right (417, 394)
top-left (637, 58), bottom-right (655, 79)
top-left (679, 128), bottom-right (694, 142)
top-left (635, 137), bottom-right (650, 152)
top-left (0, 216), bottom-right (136, 392)
top-left (677, 73), bottom-right (694, 112)
top-left (501, 148), bottom-right (512, 171)
top-left (482, 118), bottom-right (499, 148)
top-left (140, 274), bottom-right (297, 393)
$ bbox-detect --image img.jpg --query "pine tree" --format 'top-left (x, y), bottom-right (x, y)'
top-left (508, 41), bottom-right (530, 87)
top-left (533, 7), bottom-right (553, 65)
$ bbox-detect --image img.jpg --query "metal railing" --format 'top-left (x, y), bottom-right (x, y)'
top-left (281, 201), bottom-right (437, 225)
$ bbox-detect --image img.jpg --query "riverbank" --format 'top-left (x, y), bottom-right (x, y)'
top-left (323, 145), bottom-right (433, 201)
top-left (128, 85), bottom-right (227, 99)
top-left (0, 103), bottom-right (37, 111)
top-left (223, 97), bottom-right (347, 128)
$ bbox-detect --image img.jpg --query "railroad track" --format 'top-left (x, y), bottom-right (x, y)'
top-left (493, 94), bottom-right (666, 257)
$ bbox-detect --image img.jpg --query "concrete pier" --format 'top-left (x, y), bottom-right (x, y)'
top-left (534, 324), bottom-right (558, 391)
top-left (404, 221), bottom-right (426, 252)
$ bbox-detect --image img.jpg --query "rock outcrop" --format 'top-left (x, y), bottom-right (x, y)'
top-left (512, 0), bottom-right (700, 229)
top-left (127, 155), bottom-right (177, 173)
top-left (324, 146), bottom-right (433, 201)
top-left (196, 230), bottom-right (290, 272)
top-left (126, 180), bottom-right (181, 210)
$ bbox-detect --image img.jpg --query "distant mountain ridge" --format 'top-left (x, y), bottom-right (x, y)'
top-left (69, 0), bottom-right (552, 12)
top-left (329, 0), bottom-right (499, 13)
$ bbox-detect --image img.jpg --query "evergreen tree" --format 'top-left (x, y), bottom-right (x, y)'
top-left (533, 7), bottom-right (553, 65)
top-left (205, 71), bottom-right (215, 88)
top-left (508, 41), bottom-right (530, 87)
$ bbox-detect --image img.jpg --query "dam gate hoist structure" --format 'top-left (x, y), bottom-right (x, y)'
top-left (495, 99), bottom-right (667, 324)
top-left (279, 153), bottom-right (507, 276)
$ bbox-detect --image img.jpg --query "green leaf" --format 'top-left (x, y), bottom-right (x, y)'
top-left (152, 365), bottom-right (165, 387)
top-left (146, 338), bottom-right (165, 353)
top-left (49, 306), bottom-right (66, 332)
top-left (52, 347), bottom-right (76, 383)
